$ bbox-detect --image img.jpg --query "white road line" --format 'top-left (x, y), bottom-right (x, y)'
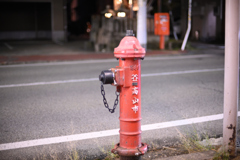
top-left (0, 54), bottom-right (217, 68)
top-left (0, 78), bottom-right (98, 88)
top-left (0, 59), bottom-right (117, 68)
top-left (141, 68), bottom-right (224, 77)
top-left (0, 128), bottom-right (119, 151)
top-left (1, 112), bottom-right (239, 151)
top-left (0, 68), bottom-right (223, 88)
top-left (144, 54), bottom-right (217, 61)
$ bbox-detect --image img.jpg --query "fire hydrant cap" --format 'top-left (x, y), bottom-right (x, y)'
top-left (114, 34), bottom-right (146, 58)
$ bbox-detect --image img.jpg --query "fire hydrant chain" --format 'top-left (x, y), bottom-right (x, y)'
top-left (100, 82), bottom-right (119, 113)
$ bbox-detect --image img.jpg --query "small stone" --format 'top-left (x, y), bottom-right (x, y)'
top-left (198, 137), bottom-right (223, 146)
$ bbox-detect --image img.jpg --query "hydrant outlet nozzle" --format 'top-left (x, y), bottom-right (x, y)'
top-left (99, 70), bottom-right (114, 84)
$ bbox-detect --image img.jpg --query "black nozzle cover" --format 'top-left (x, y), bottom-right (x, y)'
top-left (99, 70), bottom-right (114, 84)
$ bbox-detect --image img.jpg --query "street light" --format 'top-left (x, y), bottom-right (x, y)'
top-left (102, 5), bottom-right (115, 18)
top-left (116, 3), bottom-right (128, 18)
top-left (117, 12), bottom-right (126, 17)
top-left (105, 13), bottom-right (113, 18)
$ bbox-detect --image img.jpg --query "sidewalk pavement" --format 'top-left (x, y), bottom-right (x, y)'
top-left (0, 40), bottom-right (225, 65)
top-left (0, 50), bottom-right (185, 65)
top-left (156, 150), bottom-right (217, 160)
top-left (157, 150), bottom-right (240, 160)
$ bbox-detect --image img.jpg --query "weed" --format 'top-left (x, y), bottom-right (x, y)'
top-left (212, 144), bottom-right (233, 160)
top-left (213, 151), bottom-right (230, 160)
top-left (175, 125), bottom-right (235, 160)
top-left (176, 127), bottom-right (214, 153)
top-left (50, 151), bottom-right (59, 160)
top-left (68, 148), bottom-right (80, 160)
top-left (99, 144), bottom-right (119, 160)
top-left (149, 141), bottom-right (160, 151)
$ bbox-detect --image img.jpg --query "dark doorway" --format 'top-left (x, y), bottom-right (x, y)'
top-left (0, 2), bottom-right (51, 40)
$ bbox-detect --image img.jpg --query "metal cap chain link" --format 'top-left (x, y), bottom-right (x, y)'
top-left (100, 82), bottom-right (119, 113)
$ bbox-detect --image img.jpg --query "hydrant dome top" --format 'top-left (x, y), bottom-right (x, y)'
top-left (114, 36), bottom-right (146, 58)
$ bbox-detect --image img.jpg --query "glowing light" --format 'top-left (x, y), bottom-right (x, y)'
top-left (116, 0), bottom-right (122, 4)
top-left (129, 0), bottom-right (132, 5)
top-left (105, 13), bottom-right (113, 18)
top-left (133, 6), bottom-right (139, 11)
top-left (117, 12), bottom-right (126, 17)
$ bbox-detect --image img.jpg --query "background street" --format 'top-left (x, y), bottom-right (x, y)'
top-left (0, 51), bottom-right (239, 159)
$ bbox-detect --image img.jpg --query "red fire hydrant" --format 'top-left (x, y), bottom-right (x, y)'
top-left (99, 30), bottom-right (147, 160)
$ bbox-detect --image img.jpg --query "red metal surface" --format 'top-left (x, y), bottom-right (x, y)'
top-left (112, 35), bottom-right (147, 158)
top-left (114, 36), bottom-right (145, 58)
top-left (119, 58), bottom-right (141, 149)
top-left (111, 143), bottom-right (148, 156)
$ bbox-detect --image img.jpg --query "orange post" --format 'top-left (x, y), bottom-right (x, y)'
top-left (99, 30), bottom-right (147, 160)
top-left (154, 13), bottom-right (170, 50)
top-left (160, 35), bottom-right (165, 50)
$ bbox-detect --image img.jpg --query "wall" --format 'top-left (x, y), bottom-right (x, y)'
top-left (191, 0), bottom-right (216, 41)
top-left (52, 0), bottom-right (66, 42)
top-left (181, 0), bottom-right (224, 42)
top-left (0, 0), bottom-right (66, 42)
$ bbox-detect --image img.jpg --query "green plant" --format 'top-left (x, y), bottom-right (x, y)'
top-left (99, 144), bottom-right (119, 160)
top-left (103, 151), bottom-right (118, 160)
top-left (176, 127), bottom-right (214, 153)
top-left (149, 141), bottom-right (160, 151)
top-left (68, 148), bottom-right (80, 160)
top-left (49, 151), bottom-right (59, 160)
top-left (213, 151), bottom-right (230, 160)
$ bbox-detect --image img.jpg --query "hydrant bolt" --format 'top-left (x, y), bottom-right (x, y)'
top-left (126, 30), bottom-right (135, 36)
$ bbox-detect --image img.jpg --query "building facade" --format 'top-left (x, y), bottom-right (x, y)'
top-left (0, 0), bottom-right (67, 42)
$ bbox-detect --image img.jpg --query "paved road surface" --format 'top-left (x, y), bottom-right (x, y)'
top-left (0, 53), bottom-right (239, 159)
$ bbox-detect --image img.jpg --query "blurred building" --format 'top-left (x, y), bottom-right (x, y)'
top-left (0, 0), bottom-right (225, 45)
top-left (0, 0), bottom-right (113, 42)
top-left (181, 0), bottom-right (225, 43)
top-left (0, 0), bottom-right (67, 42)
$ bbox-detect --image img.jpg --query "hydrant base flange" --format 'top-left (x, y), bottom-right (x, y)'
top-left (111, 143), bottom-right (148, 157)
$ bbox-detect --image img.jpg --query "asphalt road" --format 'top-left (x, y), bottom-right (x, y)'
top-left (0, 53), bottom-right (239, 159)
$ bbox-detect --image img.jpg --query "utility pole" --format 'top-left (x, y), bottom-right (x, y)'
top-left (223, 0), bottom-right (239, 157)
top-left (137, 0), bottom-right (147, 49)
top-left (181, 0), bottom-right (191, 51)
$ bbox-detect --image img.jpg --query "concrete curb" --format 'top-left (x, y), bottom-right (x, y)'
top-left (156, 150), bottom-right (217, 160)
top-left (0, 50), bottom-right (186, 65)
